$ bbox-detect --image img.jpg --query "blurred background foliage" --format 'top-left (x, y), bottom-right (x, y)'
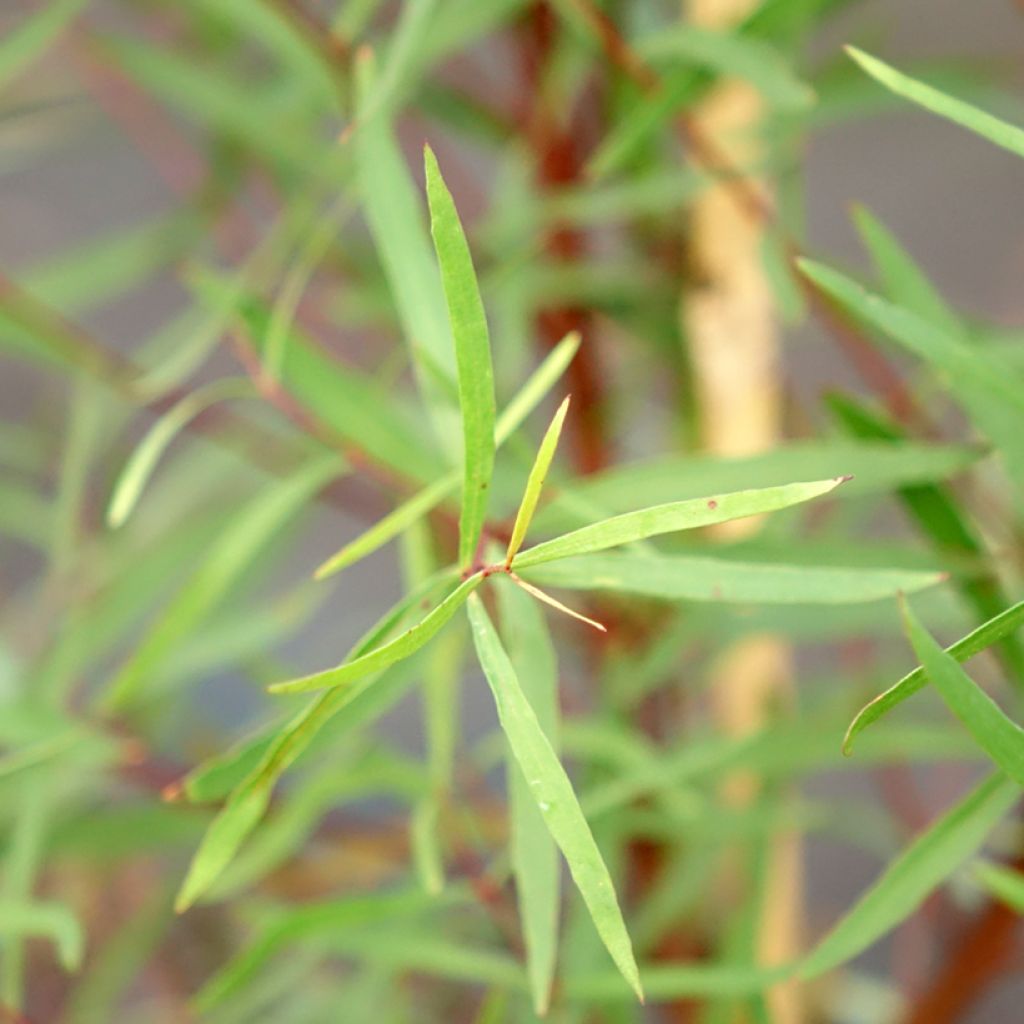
top-left (3, 1), bottom-right (1024, 1022)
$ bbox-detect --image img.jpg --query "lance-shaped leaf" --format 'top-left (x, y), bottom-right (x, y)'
top-left (314, 331), bottom-right (579, 580)
top-left (847, 47), bottom-right (1024, 160)
top-left (506, 396), bottom-right (570, 566)
top-left (799, 772), bottom-right (1018, 978)
top-left (425, 145), bottom-right (496, 567)
top-left (974, 861), bottom-right (1024, 913)
top-left (901, 598), bottom-right (1024, 786)
top-left (268, 574), bottom-right (483, 695)
top-left (0, 0), bottom-right (86, 91)
top-left (497, 578), bottom-right (561, 1016)
top-left (524, 552), bottom-right (942, 604)
top-left (107, 379), bottom-right (254, 528)
top-left (353, 49), bottom-right (458, 452)
top-left (467, 594), bottom-right (642, 1003)
top-left (104, 456), bottom-right (342, 712)
top-left (844, 601), bottom-right (1024, 755)
top-left (798, 258), bottom-right (1024, 495)
top-left (175, 572), bottom-right (456, 911)
top-left (513, 477), bottom-right (846, 570)
top-left (0, 901), bottom-right (84, 971)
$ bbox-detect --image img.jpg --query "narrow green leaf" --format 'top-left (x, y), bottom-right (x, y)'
top-left (424, 145), bottom-right (497, 567)
top-left (497, 578), bottom-right (560, 1016)
top-left (638, 25), bottom-right (814, 110)
top-left (851, 205), bottom-right (961, 335)
top-left (313, 331), bottom-right (579, 580)
top-left (353, 49), bottom-right (457, 450)
top-left (506, 395), bottom-right (570, 565)
top-left (411, 798), bottom-right (445, 895)
top-left (495, 331), bottom-right (580, 445)
top-left (974, 860), bottom-right (1024, 913)
top-left (0, 0), bottom-right (86, 91)
top-left (107, 379), bottom-right (254, 528)
top-left (533, 441), bottom-right (975, 534)
top-left (525, 552), bottom-right (942, 605)
top-left (176, 574), bottom-right (455, 910)
top-left (828, 391), bottom-right (1024, 681)
top-left (0, 902), bottom-right (84, 972)
top-left (104, 456), bottom-right (342, 711)
top-left (514, 477), bottom-right (847, 570)
top-left (182, 731), bottom-right (275, 805)
top-left (846, 47), bottom-right (1024, 160)
top-left (467, 595), bottom-right (642, 1003)
top-left (195, 888), bottom-right (464, 1011)
top-left (798, 259), bottom-right (1024, 492)
top-left (808, 261), bottom-right (1024, 410)
top-left (799, 772), bottom-right (1018, 978)
top-left (268, 574), bottom-right (483, 695)
top-left (314, 475), bottom-right (454, 581)
top-left (844, 599), bottom-right (1024, 754)
top-left (901, 598), bottom-right (1024, 786)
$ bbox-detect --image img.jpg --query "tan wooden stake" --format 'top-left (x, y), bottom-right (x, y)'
top-left (683, 1), bottom-right (803, 1020)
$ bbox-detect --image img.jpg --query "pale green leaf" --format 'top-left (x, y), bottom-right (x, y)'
top-left (799, 772), bottom-right (1018, 978)
top-left (0, 0), bottom-right (86, 91)
top-left (901, 598), bottom-right (1024, 786)
top-left (353, 49), bottom-right (457, 450)
top-left (424, 145), bottom-right (496, 567)
top-left (798, 259), bottom-right (1024, 491)
top-left (534, 441), bottom-right (977, 534)
top-left (497, 577), bottom-right (560, 1016)
top-left (467, 594), bottom-right (642, 1003)
top-left (313, 330), bottom-right (579, 580)
top-left (0, 901), bottom-right (84, 971)
top-left (104, 455), bottom-right (342, 711)
top-left (974, 860), bottom-right (1024, 913)
top-left (639, 25), bottom-right (814, 110)
top-left (524, 552), bottom-right (943, 604)
top-left (847, 47), bottom-right (1024, 160)
top-left (107, 379), bottom-right (254, 528)
top-left (514, 477), bottom-right (847, 570)
top-left (506, 395), bottom-right (570, 565)
top-left (268, 573), bottom-right (483, 695)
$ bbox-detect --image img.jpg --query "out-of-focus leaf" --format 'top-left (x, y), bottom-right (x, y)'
top-left (525, 551), bottom-right (942, 604)
top-left (176, 572), bottom-right (458, 909)
top-left (799, 772), bottom-right (1018, 978)
top-left (847, 47), bottom-right (1024, 160)
top-left (851, 205), bottom-right (961, 336)
top-left (497, 577), bottom-right (560, 1016)
top-left (798, 259), bottom-right (1024, 492)
top-left (425, 145), bottom-right (496, 567)
top-left (104, 455), bottom-right (341, 711)
top-left (0, 0), bottom-right (86, 91)
top-left (195, 889), bottom-right (467, 1011)
top-left (107, 379), bottom-right (254, 528)
top-left (901, 598), bottom-right (1024, 785)
top-left (974, 860), bottom-right (1024, 913)
top-left (515, 478), bottom-right (846, 569)
top-left (534, 441), bottom-right (979, 533)
top-left (20, 215), bottom-right (198, 317)
top-left (353, 50), bottom-right (457, 451)
top-left (102, 37), bottom-right (341, 176)
top-left (467, 595), bottom-right (642, 1002)
top-left (0, 901), bottom-right (84, 971)
top-left (638, 26), bottom-right (814, 110)
top-left (828, 391), bottom-right (1024, 680)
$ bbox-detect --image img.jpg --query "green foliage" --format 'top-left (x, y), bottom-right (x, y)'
top-left (3, 8), bottom-right (1024, 1023)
